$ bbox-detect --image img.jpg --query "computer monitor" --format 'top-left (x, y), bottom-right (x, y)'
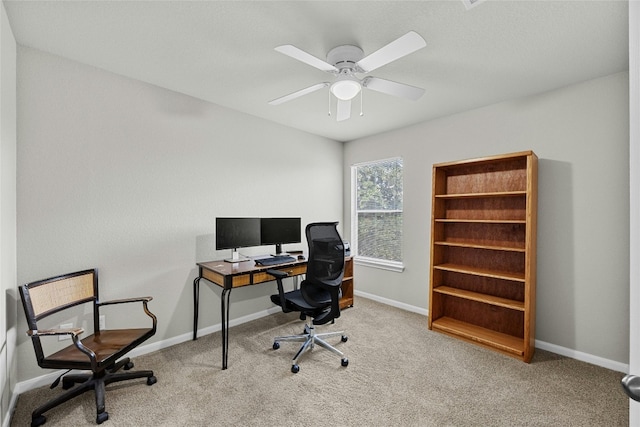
top-left (260, 217), bottom-right (302, 255)
top-left (216, 217), bottom-right (261, 262)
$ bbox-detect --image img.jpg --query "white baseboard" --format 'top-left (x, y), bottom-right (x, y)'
top-left (3, 393), bottom-right (17, 427)
top-left (7, 293), bottom-right (628, 424)
top-left (354, 290), bottom-right (628, 373)
top-left (354, 290), bottom-right (429, 316)
top-left (534, 340), bottom-right (629, 373)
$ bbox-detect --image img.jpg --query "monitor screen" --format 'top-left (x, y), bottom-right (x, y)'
top-left (215, 217), bottom-right (261, 250)
top-left (260, 217), bottom-right (302, 254)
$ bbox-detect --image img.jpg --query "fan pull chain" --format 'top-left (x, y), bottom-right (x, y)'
top-left (328, 91), bottom-right (332, 117)
top-left (360, 89), bottom-right (364, 117)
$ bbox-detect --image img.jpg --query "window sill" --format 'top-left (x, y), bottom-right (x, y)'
top-left (353, 257), bottom-right (405, 273)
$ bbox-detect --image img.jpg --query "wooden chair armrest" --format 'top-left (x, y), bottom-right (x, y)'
top-left (27, 327), bottom-right (84, 338)
top-left (27, 327), bottom-right (98, 368)
top-left (97, 296), bottom-right (153, 306)
top-left (97, 296), bottom-right (157, 332)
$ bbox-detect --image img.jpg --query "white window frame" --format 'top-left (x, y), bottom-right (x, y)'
top-left (350, 157), bottom-right (405, 273)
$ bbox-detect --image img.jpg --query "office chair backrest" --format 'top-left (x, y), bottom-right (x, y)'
top-left (305, 222), bottom-right (345, 287)
top-left (19, 269), bottom-right (99, 363)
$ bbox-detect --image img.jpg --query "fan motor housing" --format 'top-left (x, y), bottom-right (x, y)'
top-left (327, 45), bottom-right (364, 72)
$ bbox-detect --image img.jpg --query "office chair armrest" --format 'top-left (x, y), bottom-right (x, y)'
top-left (265, 269), bottom-right (288, 280)
top-left (27, 327), bottom-right (84, 338)
top-left (303, 280), bottom-right (341, 325)
top-left (266, 269), bottom-right (293, 313)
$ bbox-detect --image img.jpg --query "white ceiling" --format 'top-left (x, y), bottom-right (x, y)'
top-left (4, 0), bottom-right (629, 142)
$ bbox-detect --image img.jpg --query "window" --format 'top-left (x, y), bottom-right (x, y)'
top-left (351, 157), bottom-right (404, 272)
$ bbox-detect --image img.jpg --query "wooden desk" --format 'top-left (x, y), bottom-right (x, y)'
top-left (193, 258), bottom-right (306, 370)
top-left (193, 256), bottom-right (354, 369)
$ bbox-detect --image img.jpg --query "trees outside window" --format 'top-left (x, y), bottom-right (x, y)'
top-left (352, 157), bottom-right (403, 265)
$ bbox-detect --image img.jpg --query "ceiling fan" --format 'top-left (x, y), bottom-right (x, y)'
top-left (268, 31), bottom-right (427, 122)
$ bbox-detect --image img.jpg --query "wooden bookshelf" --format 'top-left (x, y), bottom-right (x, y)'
top-left (428, 151), bottom-right (538, 362)
top-left (340, 257), bottom-right (354, 309)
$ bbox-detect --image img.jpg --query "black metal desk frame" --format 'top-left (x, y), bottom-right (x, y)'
top-left (192, 259), bottom-right (306, 370)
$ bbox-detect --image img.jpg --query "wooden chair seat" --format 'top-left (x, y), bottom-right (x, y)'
top-left (43, 328), bottom-right (154, 368)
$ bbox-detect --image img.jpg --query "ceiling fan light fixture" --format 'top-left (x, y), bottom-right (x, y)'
top-left (330, 80), bottom-right (361, 101)
top-left (270, 31), bottom-right (427, 121)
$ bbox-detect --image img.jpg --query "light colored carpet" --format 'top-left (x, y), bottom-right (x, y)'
top-left (11, 297), bottom-right (628, 426)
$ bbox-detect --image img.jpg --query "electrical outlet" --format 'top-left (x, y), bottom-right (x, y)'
top-left (99, 315), bottom-right (106, 330)
top-left (59, 323), bottom-right (73, 341)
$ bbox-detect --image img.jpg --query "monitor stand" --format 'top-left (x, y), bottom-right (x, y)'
top-left (271, 243), bottom-right (284, 257)
top-left (224, 248), bottom-right (251, 263)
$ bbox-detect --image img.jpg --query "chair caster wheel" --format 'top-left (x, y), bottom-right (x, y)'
top-left (291, 364), bottom-right (300, 373)
top-left (273, 342), bottom-right (280, 350)
top-left (147, 376), bottom-right (157, 386)
top-left (341, 335), bottom-right (348, 342)
top-left (31, 415), bottom-right (46, 427)
top-left (62, 379), bottom-right (74, 390)
top-left (124, 361), bottom-right (134, 370)
top-left (341, 358), bottom-right (349, 367)
top-left (96, 411), bottom-right (109, 424)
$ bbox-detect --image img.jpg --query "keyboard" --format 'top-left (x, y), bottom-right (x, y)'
top-left (254, 255), bottom-right (296, 266)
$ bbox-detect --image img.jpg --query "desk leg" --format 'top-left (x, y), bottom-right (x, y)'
top-left (221, 288), bottom-right (231, 370)
top-left (193, 276), bottom-right (201, 341)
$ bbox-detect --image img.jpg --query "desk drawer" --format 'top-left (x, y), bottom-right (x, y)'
top-left (252, 264), bottom-right (306, 285)
top-left (202, 269), bottom-right (251, 288)
top-left (202, 269), bottom-right (224, 286)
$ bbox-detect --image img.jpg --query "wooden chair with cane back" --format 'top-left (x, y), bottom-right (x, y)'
top-left (19, 268), bottom-right (157, 426)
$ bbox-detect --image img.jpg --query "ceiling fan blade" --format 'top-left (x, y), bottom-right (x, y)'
top-left (268, 82), bottom-right (330, 106)
top-left (363, 77), bottom-right (425, 101)
top-left (336, 99), bottom-right (351, 122)
top-left (356, 31), bottom-right (426, 73)
top-left (274, 45), bottom-right (338, 72)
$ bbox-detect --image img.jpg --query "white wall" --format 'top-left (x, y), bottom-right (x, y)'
top-left (628, 0), bottom-right (639, 422)
top-left (15, 47), bottom-right (344, 382)
top-left (344, 72), bottom-right (630, 365)
top-left (0, 1), bottom-right (17, 425)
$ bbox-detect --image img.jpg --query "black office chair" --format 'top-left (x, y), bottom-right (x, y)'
top-left (267, 222), bottom-right (348, 373)
top-left (19, 268), bottom-right (157, 426)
